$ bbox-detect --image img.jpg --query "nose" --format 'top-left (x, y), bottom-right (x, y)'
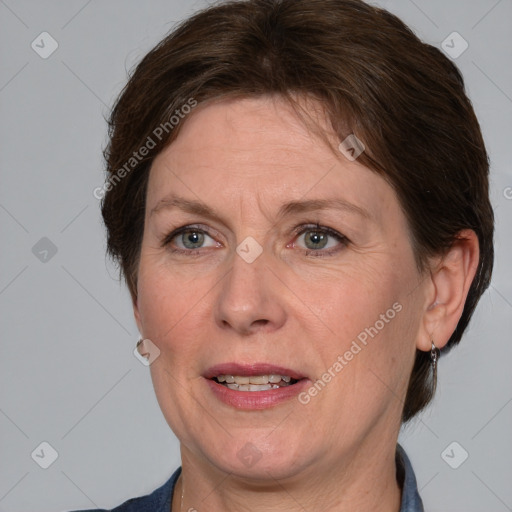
top-left (214, 247), bottom-right (286, 337)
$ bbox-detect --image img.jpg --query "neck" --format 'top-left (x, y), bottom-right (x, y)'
top-left (173, 437), bottom-right (402, 512)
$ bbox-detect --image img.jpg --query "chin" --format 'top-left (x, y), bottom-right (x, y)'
top-left (203, 433), bottom-right (314, 483)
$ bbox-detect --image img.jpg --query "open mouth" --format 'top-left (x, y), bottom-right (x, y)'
top-left (212, 374), bottom-right (300, 392)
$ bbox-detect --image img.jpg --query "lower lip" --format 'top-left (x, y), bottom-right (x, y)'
top-left (205, 378), bottom-right (310, 409)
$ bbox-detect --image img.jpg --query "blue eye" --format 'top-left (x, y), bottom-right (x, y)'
top-left (175, 230), bottom-right (210, 249)
top-left (163, 225), bottom-right (218, 254)
top-left (293, 224), bottom-right (348, 257)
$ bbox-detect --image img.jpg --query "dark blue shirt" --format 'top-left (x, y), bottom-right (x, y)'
top-left (70, 445), bottom-right (423, 511)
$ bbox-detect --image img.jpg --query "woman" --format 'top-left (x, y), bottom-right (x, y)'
top-left (75, 0), bottom-right (494, 510)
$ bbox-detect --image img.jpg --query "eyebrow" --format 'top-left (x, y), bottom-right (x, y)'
top-left (150, 195), bottom-right (371, 221)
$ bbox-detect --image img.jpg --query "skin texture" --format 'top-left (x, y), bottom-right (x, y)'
top-left (133, 96), bottom-right (479, 512)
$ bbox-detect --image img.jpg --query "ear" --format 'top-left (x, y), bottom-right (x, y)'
top-left (417, 229), bottom-right (480, 352)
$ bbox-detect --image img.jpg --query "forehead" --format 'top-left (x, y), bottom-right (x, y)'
top-left (156, 96), bottom-right (336, 170)
top-left (148, 96), bottom-right (400, 224)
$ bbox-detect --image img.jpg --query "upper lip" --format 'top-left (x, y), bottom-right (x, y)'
top-left (204, 363), bottom-right (306, 380)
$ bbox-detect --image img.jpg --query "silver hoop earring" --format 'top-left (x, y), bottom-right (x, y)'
top-left (431, 340), bottom-right (438, 377)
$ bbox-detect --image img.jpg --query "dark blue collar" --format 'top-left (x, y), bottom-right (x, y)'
top-left (396, 444), bottom-right (425, 511)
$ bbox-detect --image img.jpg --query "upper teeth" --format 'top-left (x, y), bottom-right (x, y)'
top-left (216, 374), bottom-right (292, 384)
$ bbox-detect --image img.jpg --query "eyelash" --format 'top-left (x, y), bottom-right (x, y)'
top-left (161, 223), bottom-right (348, 258)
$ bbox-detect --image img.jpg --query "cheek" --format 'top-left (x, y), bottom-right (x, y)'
top-left (305, 260), bottom-right (419, 395)
top-left (305, 263), bottom-right (403, 343)
top-left (136, 259), bottom-right (199, 349)
top-left (136, 262), bottom-right (210, 438)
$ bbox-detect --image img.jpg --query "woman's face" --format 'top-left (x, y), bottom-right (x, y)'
top-left (134, 96), bottom-right (429, 481)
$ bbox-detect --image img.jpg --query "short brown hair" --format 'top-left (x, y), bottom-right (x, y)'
top-left (101, 0), bottom-right (494, 421)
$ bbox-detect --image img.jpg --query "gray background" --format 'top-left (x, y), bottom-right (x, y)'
top-left (0, 0), bottom-right (510, 510)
